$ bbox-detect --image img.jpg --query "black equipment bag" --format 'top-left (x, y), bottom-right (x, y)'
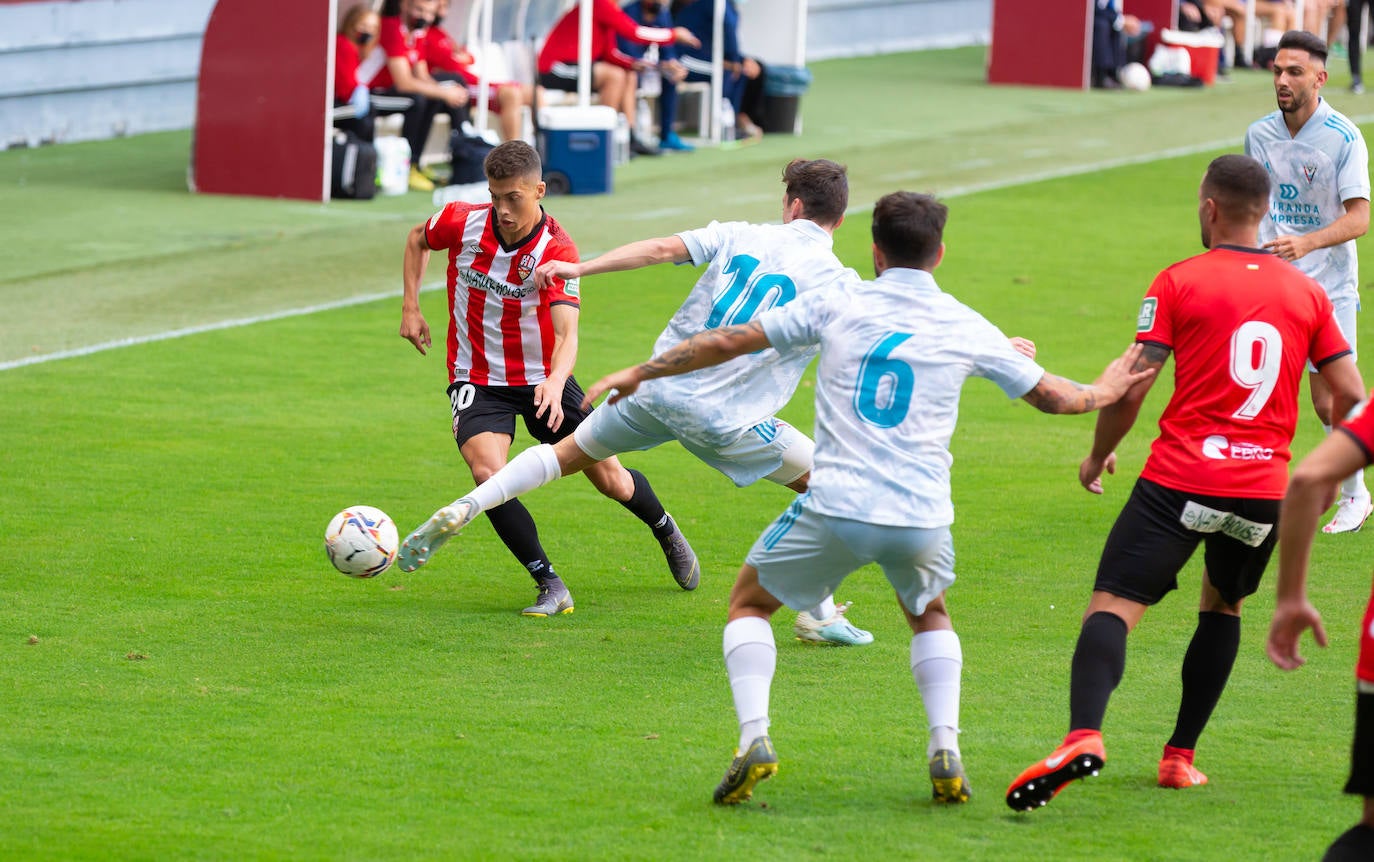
top-left (331, 129), bottom-right (377, 200)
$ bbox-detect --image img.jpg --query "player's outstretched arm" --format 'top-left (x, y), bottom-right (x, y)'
top-left (1075, 342), bottom-right (1169, 493)
top-left (1021, 343), bottom-right (1158, 416)
top-left (399, 224), bottom-right (433, 355)
top-left (534, 236), bottom-right (691, 289)
top-left (1268, 433), bottom-right (1365, 668)
top-left (581, 321), bottom-right (771, 409)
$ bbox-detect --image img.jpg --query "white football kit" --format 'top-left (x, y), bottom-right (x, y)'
top-left (744, 267), bottom-right (1045, 615)
top-left (1245, 98), bottom-right (1370, 310)
top-left (575, 218), bottom-right (857, 485)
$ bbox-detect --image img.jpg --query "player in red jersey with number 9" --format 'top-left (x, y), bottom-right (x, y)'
top-left (1006, 153), bottom-right (1366, 811)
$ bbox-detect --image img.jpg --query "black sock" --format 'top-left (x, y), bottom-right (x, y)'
top-left (1069, 612), bottom-right (1129, 732)
top-left (618, 469), bottom-right (674, 540)
top-left (485, 500), bottom-right (558, 585)
top-left (1168, 611), bottom-right (1240, 751)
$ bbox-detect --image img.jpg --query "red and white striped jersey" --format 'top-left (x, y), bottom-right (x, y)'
top-left (423, 202), bottom-right (581, 387)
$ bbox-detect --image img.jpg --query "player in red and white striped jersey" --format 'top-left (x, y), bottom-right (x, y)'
top-left (397, 141), bottom-right (698, 616)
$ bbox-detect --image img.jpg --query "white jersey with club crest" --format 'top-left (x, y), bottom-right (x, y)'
top-left (1245, 98), bottom-right (1370, 305)
top-left (630, 219), bottom-right (858, 448)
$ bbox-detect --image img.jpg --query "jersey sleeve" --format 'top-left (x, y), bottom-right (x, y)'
top-left (540, 234), bottom-right (582, 308)
top-left (1134, 269), bottom-right (1174, 349)
top-left (1310, 290), bottom-right (1353, 366)
top-left (758, 282), bottom-right (850, 353)
top-left (422, 202), bottom-right (471, 251)
top-left (379, 17), bottom-right (406, 59)
top-left (677, 220), bottom-right (736, 266)
top-left (967, 315), bottom-right (1045, 398)
top-left (600, 0), bottom-right (675, 44)
top-left (1338, 397), bottom-right (1374, 464)
top-left (1337, 131), bottom-right (1371, 203)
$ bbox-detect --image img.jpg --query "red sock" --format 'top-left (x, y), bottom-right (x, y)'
top-left (1162, 744), bottom-right (1195, 764)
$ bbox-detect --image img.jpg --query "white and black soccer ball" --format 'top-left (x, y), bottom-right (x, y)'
top-left (1119, 62), bottom-right (1152, 92)
top-left (324, 506), bottom-right (399, 578)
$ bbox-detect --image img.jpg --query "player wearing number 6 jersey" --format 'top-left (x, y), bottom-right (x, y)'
top-left (399, 158), bottom-right (874, 645)
top-left (1006, 154), bottom-right (1365, 813)
top-left (572, 190), bottom-right (1154, 806)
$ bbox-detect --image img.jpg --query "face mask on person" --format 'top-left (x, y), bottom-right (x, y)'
top-left (643, 1), bottom-right (662, 13)
top-left (357, 31), bottom-right (374, 45)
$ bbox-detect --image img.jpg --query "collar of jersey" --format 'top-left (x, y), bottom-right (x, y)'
top-left (875, 267), bottom-right (938, 291)
top-left (788, 219), bottom-right (833, 247)
top-left (493, 207), bottom-right (548, 253)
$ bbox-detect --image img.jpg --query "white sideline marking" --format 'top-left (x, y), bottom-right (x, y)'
top-left (12, 120), bottom-right (1374, 375)
top-left (0, 285), bottom-right (440, 372)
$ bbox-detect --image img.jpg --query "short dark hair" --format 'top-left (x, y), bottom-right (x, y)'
top-left (1201, 154), bottom-right (1271, 222)
top-left (782, 159), bottom-right (848, 226)
top-left (871, 192), bottom-right (947, 269)
top-left (1277, 29), bottom-right (1328, 63)
top-left (484, 140), bottom-right (542, 182)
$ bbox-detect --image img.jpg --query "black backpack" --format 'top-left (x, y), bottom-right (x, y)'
top-left (330, 129), bottom-right (377, 200)
top-left (450, 130), bottom-right (496, 185)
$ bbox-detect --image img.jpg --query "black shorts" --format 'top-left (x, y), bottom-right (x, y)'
top-left (1094, 478), bottom-right (1279, 606)
top-left (1347, 689), bottom-right (1374, 796)
top-left (447, 378), bottom-right (592, 448)
top-left (538, 67), bottom-right (581, 92)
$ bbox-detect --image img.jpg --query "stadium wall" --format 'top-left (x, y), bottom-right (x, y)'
top-left (0, 0), bottom-right (989, 150)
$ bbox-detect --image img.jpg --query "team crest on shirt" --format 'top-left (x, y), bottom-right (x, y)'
top-left (1136, 297), bottom-right (1157, 333)
top-left (1302, 162), bottom-right (1319, 185)
top-left (517, 253), bottom-right (536, 282)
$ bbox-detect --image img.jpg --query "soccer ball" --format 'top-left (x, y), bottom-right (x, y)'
top-left (1119, 62), bottom-right (1152, 92)
top-left (324, 506), bottom-right (399, 578)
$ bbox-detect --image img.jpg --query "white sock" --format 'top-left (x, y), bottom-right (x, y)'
top-left (911, 630), bottom-right (962, 758)
top-left (724, 616), bottom-right (776, 752)
top-left (1342, 467), bottom-right (1368, 500)
top-left (1324, 425), bottom-right (1368, 500)
top-left (464, 444), bottom-right (563, 513)
top-left (809, 595), bottom-right (836, 621)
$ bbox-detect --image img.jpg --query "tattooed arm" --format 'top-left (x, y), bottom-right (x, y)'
top-left (580, 322), bottom-right (770, 409)
top-left (1073, 342), bottom-right (1170, 494)
top-left (1020, 343), bottom-right (1162, 415)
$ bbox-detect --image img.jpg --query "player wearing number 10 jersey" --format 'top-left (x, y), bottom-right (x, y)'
top-left (398, 158), bottom-right (877, 644)
top-left (1007, 154), bottom-right (1366, 812)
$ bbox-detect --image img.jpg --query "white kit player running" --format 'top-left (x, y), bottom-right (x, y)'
top-left (397, 158), bottom-right (872, 645)
top-left (574, 192), bottom-right (1156, 806)
top-left (1245, 29), bottom-right (1373, 533)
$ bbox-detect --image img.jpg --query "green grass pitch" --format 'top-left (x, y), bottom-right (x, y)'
top-left (2, 47), bottom-right (1374, 859)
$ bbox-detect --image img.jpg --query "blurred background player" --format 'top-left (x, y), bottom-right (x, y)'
top-left (372, 0), bottom-right (470, 191)
top-left (672, 0), bottom-right (765, 139)
top-left (572, 192), bottom-right (1155, 806)
top-left (397, 141), bottom-right (697, 616)
top-left (1267, 392), bottom-right (1374, 862)
top-left (619, 0), bottom-right (694, 152)
top-left (333, 3), bottom-right (383, 142)
top-left (420, 0), bottom-right (533, 143)
top-left (398, 158), bottom-right (874, 646)
top-left (537, 0), bottom-right (700, 157)
top-left (1245, 29), bottom-right (1372, 532)
top-left (1006, 154), bottom-right (1364, 812)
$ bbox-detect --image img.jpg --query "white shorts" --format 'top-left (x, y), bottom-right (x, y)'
top-left (574, 396), bottom-right (812, 487)
top-left (746, 495), bottom-right (956, 616)
top-left (1309, 296), bottom-right (1359, 372)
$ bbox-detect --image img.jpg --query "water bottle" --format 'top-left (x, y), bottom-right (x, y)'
top-left (719, 98), bottom-right (736, 142)
top-left (613, 113), bottom-right (631, 165)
